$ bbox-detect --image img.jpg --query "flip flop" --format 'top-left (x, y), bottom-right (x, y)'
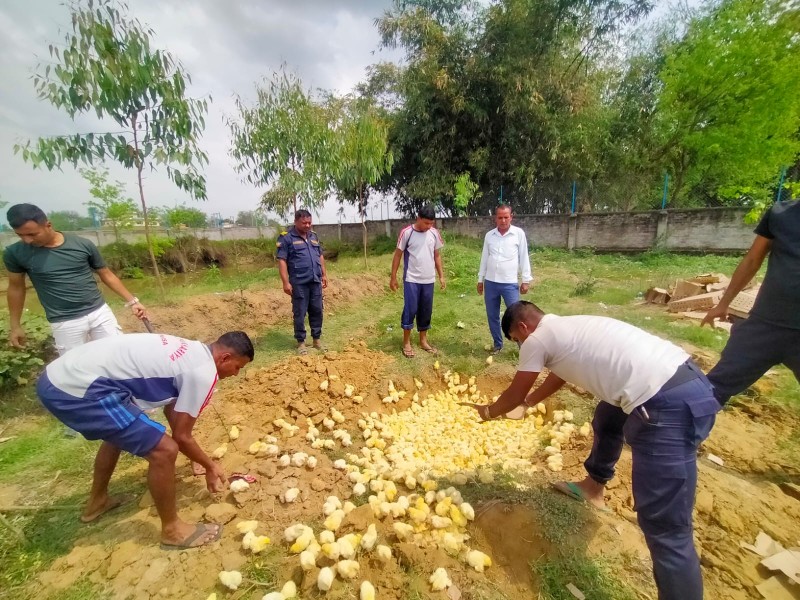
top-left (296, 345), bottom-right (309, 356)
top-left (551, 481), bottom-right (612, 513)
top-left (160, 523), bottom-right (223, 551)
top-left (402, 347), bottom-right (416, 358)
top-left (421, 346), bottom-right (439, 355)
top-left (79, 493), bottom-right (134, 523)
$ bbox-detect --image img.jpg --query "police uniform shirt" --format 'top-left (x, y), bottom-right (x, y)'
top-left (276, 227), bottom-right (324, 285)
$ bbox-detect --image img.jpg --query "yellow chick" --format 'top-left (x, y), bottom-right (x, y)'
top-left (249, 535), bottom-right (271, 554)
top-left (300, 550), bottom-right (317, 570)
top-left (317, 567), bottom-right (335, 592)
top-left (376, 544), bottom-right (393, 562)
top-left (449, 504), bottom-right (467, 528)
top-left (434, 497), bottom-right (452, 517)
top-left (336, 559), bottom-right (360, 580)
top-left (321, 542), bottom-right (341, 561)
top-left (431, 516), bottom-right (452, 529)
top-left (324, 509), bottom-right (345, 531)
top-left (429, 568), bottom-right (451, 591)
top-left (361, 524), bottom-right (378, 551)
top-left (337, 536), bottom-right (357, 560)
top-left (393, 522), bottom-right (415, 541)
top-left (228, 426), bottom-right (239, 441)
top-left (360, 581), bottom-right (376, 600)
top-left (281, 581), bottom-right (298, 598)
top-left (211, 444), bottom-right (227, 459)
top-left (290, 528), bottom-right (314, 553)
top-left (466, 549), bottom-right (492, 572)
top-left (236, 520), bottom-right (259, 535)
top-left (218, 571), bottom-right (242, 590)
top-left (460, 502), bottom-right (476, 521)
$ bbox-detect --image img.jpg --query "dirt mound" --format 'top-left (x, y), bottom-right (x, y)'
top-left (116, 275), bottom-right (385, 340)
top-left (25, 348), bottom-right (800, 600)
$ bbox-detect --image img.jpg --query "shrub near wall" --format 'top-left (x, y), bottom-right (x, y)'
top-left (100, 236), bottom-right (279, 277)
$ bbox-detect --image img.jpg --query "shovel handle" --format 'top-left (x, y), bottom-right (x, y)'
top-left (142, 317), bottom-right (155, 333)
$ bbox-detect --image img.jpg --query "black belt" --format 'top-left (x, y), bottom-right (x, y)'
top-left (660, 360), bottom-right (703, 393)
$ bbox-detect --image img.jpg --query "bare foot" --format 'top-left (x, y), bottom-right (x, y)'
top-left (312, 339), bottom-right (327, 352)
top-left (191, 461), bottom-right (206, 476)
top-left (80, 494), bottom-right (131, 523)
top-left (161, 522), bottom-right (221, 549)
top-left (402, 345), bottom-right (415, 358)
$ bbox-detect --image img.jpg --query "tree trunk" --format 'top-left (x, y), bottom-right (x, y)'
top-left (113, 223), bottom-right (120, 243)
top-left (131, 113), bottom-right (165, 301)
top-left (360, 184), bottom-right (367, 270)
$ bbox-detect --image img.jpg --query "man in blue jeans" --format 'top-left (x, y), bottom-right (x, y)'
top-left (465, 301), bottom-right (719, 600)
top-left (477, 205), bottom-right (532, 353)
top-left (277, 209), bottom-right (328, 355)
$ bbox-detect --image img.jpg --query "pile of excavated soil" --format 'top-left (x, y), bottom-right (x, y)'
top-left (116, 275), bottom-right (385, 340)
top-left (26, 345), bottom-right (800, 600)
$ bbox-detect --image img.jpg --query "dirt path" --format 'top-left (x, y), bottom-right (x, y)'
top-left (16, 345), bottom-right (798, 600)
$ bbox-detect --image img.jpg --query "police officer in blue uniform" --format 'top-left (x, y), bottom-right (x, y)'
top-left (276, 209), bottom-right (328, 354)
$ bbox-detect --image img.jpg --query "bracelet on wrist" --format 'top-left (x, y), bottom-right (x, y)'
top-left (124, 296), bottom-right (140, 308)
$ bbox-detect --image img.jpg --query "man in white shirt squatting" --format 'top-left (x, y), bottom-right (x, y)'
top-left (389, 204), bottom-right (446, 358)
top-left (477, 205), bottom-right (532, 353)
top-left (36, 331), bottom-right (254, 549)
top-left (464, 301), bottom-right (719, 600)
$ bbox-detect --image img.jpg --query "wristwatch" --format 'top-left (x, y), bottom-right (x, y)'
top-left (124, 296), bottom-right (140, 308)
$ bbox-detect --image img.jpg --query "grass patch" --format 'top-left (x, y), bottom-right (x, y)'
top-left (526, 485), bottom-right (591, 546)
top-left (532, 554), bottom-right (639, 600)
top-left (44, 578), bottom-right (109, 600)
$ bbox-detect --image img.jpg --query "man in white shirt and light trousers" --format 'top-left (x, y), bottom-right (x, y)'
top-left (477, 205), bottom-right (532, 353)
top-left (464, 301), bottom-right (720, 600)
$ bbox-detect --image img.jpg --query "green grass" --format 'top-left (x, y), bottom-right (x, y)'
top-left (532, 555), bottom-right (639, 600)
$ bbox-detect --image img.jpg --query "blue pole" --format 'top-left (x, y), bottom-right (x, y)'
top-left (776, 167), bottom-right (787, 203)
top-left (661, 173), bottom-right (669, 209)
top-left (571, 181), bottom-right (577, 213)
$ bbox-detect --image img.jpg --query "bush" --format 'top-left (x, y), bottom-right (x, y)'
top-left (0, 311), bottom-right (53, 388)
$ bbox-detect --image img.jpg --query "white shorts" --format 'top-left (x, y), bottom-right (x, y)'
top-left (50, 303), bottom-right (122, 355)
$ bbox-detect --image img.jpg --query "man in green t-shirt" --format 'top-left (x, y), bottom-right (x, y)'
top-left (3, 203), bottom-right (147, 354)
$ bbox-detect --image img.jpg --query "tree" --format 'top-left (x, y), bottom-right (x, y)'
top-left (331, 97), bottom-right (394, 266)
top-left (80, 167), bottom-right (137, 242)
top-left (229, 68), bottom-right (334, 218)
top-left (372, 0), bottom-right (652, 216)
top-left (453, 172), bottom-right (479, 215)
top-left (654, 0), bottom-right (800, 206)
top-left (48, 210), bottom-right (93, 231)
top-left (162, 205), bottom-right (208, 229)
top-left (15, 0), bottom-right (210, 297)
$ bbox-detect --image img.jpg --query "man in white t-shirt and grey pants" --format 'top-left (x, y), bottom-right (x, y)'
top-left (389, 204), bottom-right (446, 358)
top-left (477, 205), bottom-right (532, 353)
top-left (464, 301), bottom-right (720, 600)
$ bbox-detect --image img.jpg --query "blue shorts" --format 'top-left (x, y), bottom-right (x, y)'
top-left (37, 373), bottom-right (166, 457)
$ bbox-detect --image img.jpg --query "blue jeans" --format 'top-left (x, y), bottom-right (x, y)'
top-left (583, 362), bottom-right (719, 600)
top-left (483, 280), bottom-right (519, 349)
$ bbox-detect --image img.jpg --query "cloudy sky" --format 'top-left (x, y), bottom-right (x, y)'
top-left (0, 0), bottom-right (402, 226)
